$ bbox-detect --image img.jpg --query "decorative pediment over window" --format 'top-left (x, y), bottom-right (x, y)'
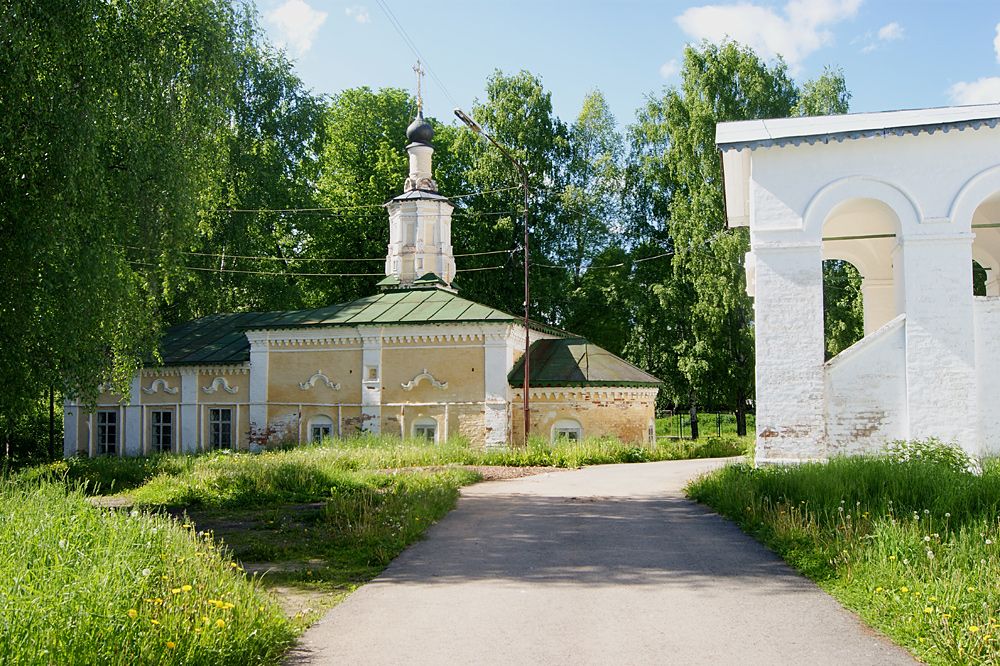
top-left (401, 369), bottom-right (448, 391)
top-left (299, 370), bottom-right (340, 391)
top-left (202, 376), bottom-right (239, 394)
top-left (142, 378), bottom-right (179, 395)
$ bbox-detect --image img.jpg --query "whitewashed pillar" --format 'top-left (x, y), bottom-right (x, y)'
top-left (359, 326), bottom-right (382, 434)
top-left (751, 240), bottom-right (827, 463)
top-left (899, 232), bottom-right (977, 451)
top-left (483, 329), bottom-right (510, 448)
top-left (860, 278), bottom-right (897, 334)
top-left (124, 375), bottom-right (142, 456)
top-left (180, 369), bottom-right (198, 454)
top-left (247, 330), bottom-right (270, 443)
top-left (63, 398), bottom-right (78, 458)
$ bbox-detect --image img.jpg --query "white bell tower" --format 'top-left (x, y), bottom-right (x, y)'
top-left (384, 61), bottom-right (456, 288)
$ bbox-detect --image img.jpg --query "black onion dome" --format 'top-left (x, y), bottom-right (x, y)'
top-left (406, 111), bottom-right (434, 145)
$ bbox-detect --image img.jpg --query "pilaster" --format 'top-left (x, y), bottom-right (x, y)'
top-left (180, 369), bottom-right (198, 453)
top-left (359, 326), bottom-right (382, 434)
top-left (63, 398), bottom-right (78, 457)
top-left (247, 330), bottom-right (270, 441)
top-left (124, 375), bottom-right (142, 456)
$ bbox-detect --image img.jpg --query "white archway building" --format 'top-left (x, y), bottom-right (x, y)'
top-left (718, 104), bottom-right (1000, 464)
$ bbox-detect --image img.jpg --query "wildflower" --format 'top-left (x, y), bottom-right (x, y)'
top-left (151, 619), bottom-right (160, 626)
top-left (929, 596), bottom-right (938, 602)
top-left (58, 539), bottom-right (66, 549)
top-left (924, 509), bottom-right (930, 515)
top-left (141, 568), bottom-right (151, 577)
top-left (900, 587), bottom-right (910, 594)
top-left (181, 585), bottom-right (192, 592)
top-left (927, 550), bottom-right (935, 560)
top-left (987, 539), bottom-right (994, 545)
top-left (154, 598), bottom-right (163, 605)
top-left (889, 555), bottom-right (897, 561)
top-left (968, 586), bottom-right (976, 593)
top-left (875, 587), bottom-right (884, 593)
top-left (171, 588), bottom-right (181, 595)
top-left (166, 641), bottom-right (176, 649)
top-left (130, 510), bottom-right (139, 518)
top-left (924, 607), bottom-right (933, 614)
top-left (924, 536), bottom-right (931, 542)
top-left (182, 523), bottom-right (191, 529)
top-left (945, 512), bottom-right (951, 518)
top-left (127, 609), bottom-right (138, 619)
top-left (215, 619), bottom-right (226, 629)
top-left (970, 626), bottom-right (980, 633)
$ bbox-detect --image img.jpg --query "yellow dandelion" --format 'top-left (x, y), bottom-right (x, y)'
top-left (889, 555), bottom-right (897, 561)
top-left (154, 598), bottom-right (163, 605)
top-left (215, 619), bottom-right (226, 629)
top-left (900, 586), bottom-right (909, 594)
top-left (127, 609), bottom-right (138, 619)
top-left (166, 641), bottom-right (177, 649)
top-left (875, 586), bottom-right (883, 593)
top-left (151, 619), bottom-right (160, 626)
top-left (970, 626), bottom-right (980, 633)
top-left (924, 607), bottom-right (933, 614)
top-left (181, 585), bottom-right (192, 592)
top-left (194, 628), bottom-right (201, 635)
top-left (171, 588), bottom-right (181, 595)
top-left (968, 586), bottom-right (976, 593)
top-left (929, 596), bottom-right (938, 602)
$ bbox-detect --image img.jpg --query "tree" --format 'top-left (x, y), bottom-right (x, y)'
top-left (167, 14), bottom-right (328, 322)
top-left (0, 0), bottom-right (244, 458)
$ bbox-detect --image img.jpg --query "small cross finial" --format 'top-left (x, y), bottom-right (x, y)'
top-left (412, 60), bottom-right (425, 113)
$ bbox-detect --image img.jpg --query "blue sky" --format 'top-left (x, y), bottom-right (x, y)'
top-left (258, 0), bottom-right (1000, 128)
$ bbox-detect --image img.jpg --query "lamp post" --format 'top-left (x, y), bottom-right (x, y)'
top-left (454, 107), bottom-right (532, 445)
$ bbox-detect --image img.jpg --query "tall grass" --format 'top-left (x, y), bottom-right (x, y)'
top-left (687, 458), bottom-right (1000, 665)
top-left (0, 482), bottom-right (293, 665)
top-left (24, 435), bottom-right (750, 503)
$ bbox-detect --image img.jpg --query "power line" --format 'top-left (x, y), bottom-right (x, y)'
top-left (373, 0), bottom-right (459, 108)
top-left (122, 246), bottom-right (516, 263)
top-left (209, 185), bottom-right (522, 214)
top-left (127, 260), bottom-right (512, 278)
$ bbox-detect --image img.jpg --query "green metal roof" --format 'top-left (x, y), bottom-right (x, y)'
top-left (507, 338), bottom-right (662, 388)
top-left (156, 287), bottom-right (525, 366)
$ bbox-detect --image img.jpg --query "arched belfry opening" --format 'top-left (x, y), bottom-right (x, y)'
top-left (972, 191), bottom-right (1000, 296)
top-left (820, 197), bottom-right (903, 358)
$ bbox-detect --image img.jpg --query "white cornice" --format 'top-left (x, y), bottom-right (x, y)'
top-left (512, 387), bottom-right (660, 400)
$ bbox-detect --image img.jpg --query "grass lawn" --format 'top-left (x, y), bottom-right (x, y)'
top-left (10, 434), bottom-right (749, 663)
top-left (687, 457), bottom-right (1000, 665)
top-left (0, 481), bottom-right (294, 665)
top-left (656, 412), bottom-right (755, 439)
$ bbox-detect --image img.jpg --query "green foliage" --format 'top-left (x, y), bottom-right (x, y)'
top-left (823, 260), bottom-right (865, 358)
top-left (687, 457), bottom-right (1000, 664)
top-left (0, 481), bottom-right (293, 664)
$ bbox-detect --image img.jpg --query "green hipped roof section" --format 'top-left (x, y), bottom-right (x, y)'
top-left (155, 286), bottom-right (559, 366)
top-left (507, 338), bottom-right (662, 388)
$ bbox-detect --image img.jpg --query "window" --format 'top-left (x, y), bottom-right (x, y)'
top-left (152, 410), bottom-right (173, 454)
top-left (209, 408), bottom-right (233, 450)
top-left (412, 417), bottom-right (437, 443)
top-left (309, 415), bottom-right (334, 443)
top-left (552, 418), bottom-right (583, 442)
top-left (648, 421), bottom-right (656, 444)
top-left (96, 410), bottom-right (118, 456)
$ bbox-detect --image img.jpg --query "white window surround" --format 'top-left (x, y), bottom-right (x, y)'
top-left (412, 417), bottom-right (438, 443)
top-left (551, 418), bottom-right (583, 442)
top-left (309, 415), bottom-right (335, 443)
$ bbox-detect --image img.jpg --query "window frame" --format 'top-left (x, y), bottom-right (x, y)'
top-left (151, 409), bottom-right (174, 454)
top-left (96, 409), bottom-right (119, 456)
top-left (551, 418), bottom-right (583, 443)
top-left (208, 407), bottom-right (233, 450)
top-left (412, 417), bottom-right (438, 443)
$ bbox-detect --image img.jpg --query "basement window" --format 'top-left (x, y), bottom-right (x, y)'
top-left (552, 418), bottom-right (583, 442)
top-left (309, 415), bottom-right (334, 443)
top-left (412, 417), bottom-right (438, 443)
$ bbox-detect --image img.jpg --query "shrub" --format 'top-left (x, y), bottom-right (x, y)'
top-left (883, 438), bottom-right (981, 475)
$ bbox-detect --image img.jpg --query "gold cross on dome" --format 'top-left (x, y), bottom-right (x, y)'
top-left (412, 60), bottom-right (425, 112)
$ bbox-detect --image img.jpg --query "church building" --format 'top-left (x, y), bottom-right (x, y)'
top-left (63, 108), bottom-right (660, 457)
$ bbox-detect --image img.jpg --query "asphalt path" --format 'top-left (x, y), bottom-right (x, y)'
top-left (289, 458), bottom-right (915, 665)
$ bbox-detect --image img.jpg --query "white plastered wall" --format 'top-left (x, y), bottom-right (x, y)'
top-left (736, 125), bottom-right (1000, 462)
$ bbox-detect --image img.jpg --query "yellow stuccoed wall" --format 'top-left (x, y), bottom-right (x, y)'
top-left (510, 388), bottom-right (658, 444)
top-left (381, 345), bottom-right (484, 404)
top-left (267, 346), bottom-right (363, 405)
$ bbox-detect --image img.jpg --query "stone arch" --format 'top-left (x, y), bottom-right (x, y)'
top-left (803, 176), bottom-right (918, 242)
top-left (949, 164), bottom-right (1000, 231)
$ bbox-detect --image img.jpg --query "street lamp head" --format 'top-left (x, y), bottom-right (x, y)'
top-left (453, 107), bottom-right (483, 134)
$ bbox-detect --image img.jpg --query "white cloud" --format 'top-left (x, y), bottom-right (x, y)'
top-left (949, 77), bottom-right (1000, 105)
top-left (659, 59), bottom-right (680, 79)
top-left (877, 22), bottom-right (904, 42)
top-left (265, 0), bottom-right (328, 56)
top-left (675, 0), bottom-right (862, 72)
top-left (345, 6), bottom-right (371, 24)
top-left (994, 22), bottom-right (1000, 63)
